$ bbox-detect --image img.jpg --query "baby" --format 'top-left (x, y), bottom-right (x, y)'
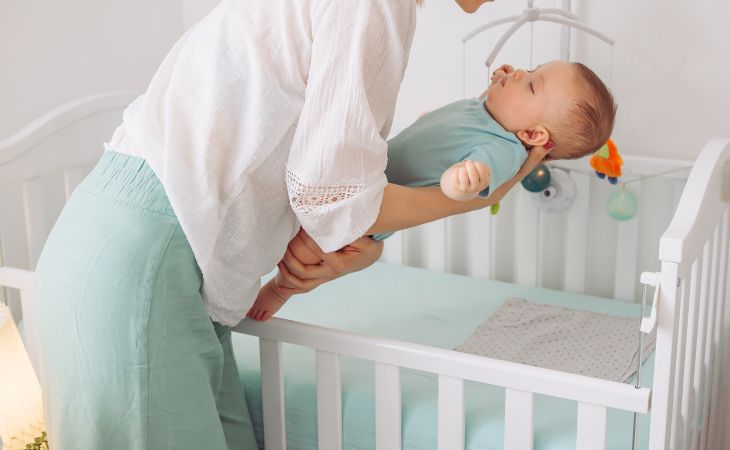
top-left (247, 60), bottom-right (617, 321)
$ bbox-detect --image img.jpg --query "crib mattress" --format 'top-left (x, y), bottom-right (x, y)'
top-left (231, 262), bottom-right (653, 450)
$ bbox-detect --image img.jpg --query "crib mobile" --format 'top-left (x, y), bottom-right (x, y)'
top-left (462, 1), bottom-right (644, 221)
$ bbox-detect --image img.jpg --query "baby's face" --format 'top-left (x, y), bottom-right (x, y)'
top-left (485, 61), bottom-right (583, 136)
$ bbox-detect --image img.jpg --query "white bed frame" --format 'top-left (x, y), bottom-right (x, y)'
top-left (0, 94), bottom-right (728, 450)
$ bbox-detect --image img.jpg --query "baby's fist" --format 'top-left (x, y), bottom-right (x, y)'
top-left (490, 64), bottom-right (515, 85)
top-left (440, 160), bottom-right (491, 201)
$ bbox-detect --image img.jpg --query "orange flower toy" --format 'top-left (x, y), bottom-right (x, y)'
top-left (589, 138), bottom-right (623, 184)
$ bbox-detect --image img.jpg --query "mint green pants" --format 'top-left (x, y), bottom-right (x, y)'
top-left (34, 151), bottom-right (258, 450)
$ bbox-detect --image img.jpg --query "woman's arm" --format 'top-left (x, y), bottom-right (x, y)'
top-left (367, 144), bottom-right (551, 235)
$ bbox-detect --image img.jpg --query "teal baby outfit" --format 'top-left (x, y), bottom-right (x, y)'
top-left (374, 98), bottom-right (527, 240)
top-left (34, 151), bottom-right (258, 450)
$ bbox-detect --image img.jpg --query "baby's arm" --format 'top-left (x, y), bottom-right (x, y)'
top-left (440, 160), bottom-right (491, 201)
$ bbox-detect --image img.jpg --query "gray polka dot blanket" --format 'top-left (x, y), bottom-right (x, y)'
top-left (455, 298), bottom-right (656, 383)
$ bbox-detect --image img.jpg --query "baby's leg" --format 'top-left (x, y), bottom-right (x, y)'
top-left (246, 234), bottom-right (321, 321)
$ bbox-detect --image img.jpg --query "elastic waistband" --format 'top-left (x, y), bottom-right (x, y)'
top-left (80, 151), bottom-right (175, 217)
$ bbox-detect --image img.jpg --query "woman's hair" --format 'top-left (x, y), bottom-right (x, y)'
top-left (416, 0), bottom-right (424, 5)
top-left (546, 63), bottom-right (617, 161)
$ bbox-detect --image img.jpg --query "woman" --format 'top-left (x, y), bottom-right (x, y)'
top-left (34, 0), bottom-right (548, 448)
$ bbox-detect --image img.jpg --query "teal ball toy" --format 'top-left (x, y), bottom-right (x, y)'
top-left (606, 188), bottom-right (638, 221)
top-left (521, 164), bottom-right (551, 193)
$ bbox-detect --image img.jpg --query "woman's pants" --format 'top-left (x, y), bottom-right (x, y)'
top-left (34, 151), bottom-right (258, 449)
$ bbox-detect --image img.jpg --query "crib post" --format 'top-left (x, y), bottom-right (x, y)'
top-left (648, 261), bottom-right (680, 449)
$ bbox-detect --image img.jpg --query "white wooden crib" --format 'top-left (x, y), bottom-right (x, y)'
top-left (0, 94), bottom-right (728, 450)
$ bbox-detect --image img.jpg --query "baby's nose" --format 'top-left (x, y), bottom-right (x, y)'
top-left (514, 69), bottom-right (526, 81)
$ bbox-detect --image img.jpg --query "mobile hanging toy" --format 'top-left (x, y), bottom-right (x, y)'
top-left (589, 138), bottom-right (623, 184)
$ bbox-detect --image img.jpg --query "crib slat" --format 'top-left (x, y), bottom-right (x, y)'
top-left (697, 225), bottom-right (721, 449)
top-left (681, 256), bottom-right (703, 450)
top-left (705, 212), bottom-right (729, 449)
top-left (316, 350), bottom-right (342, 450)
top-left (563, 171), bottom-right (590, 293)
top-left (504, 389), bottom-right (533, 450)
top-left (613, 184), bottom-right (641, 301)
top-left (446, 208), bottom-right (492, 278)
top-left (670, 278), bottom-right (690, 450)
top-left (39, 171), bottom-right (67, 235)
top-left (576, 403), bottom-right (607, 450)
top-left (437, 375), bottom-right (464, 450)
top-left (17, 289), bottom-right (40, 379)
top-left (403, 221), bottom-right (446, 273)
top-left (514, 190), bottom-right (539, 286)
top-left (21, 177), bottom-right (49, 268)
top-left (63, 162), bottom-right (95, 199)
top-left (375, 363), bottom-right (401, 450)
top-left (689, 237), bottom-right (715, 449)
top-left (260, 338), bottom-right (286, 450)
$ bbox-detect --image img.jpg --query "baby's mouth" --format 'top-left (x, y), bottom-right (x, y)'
top-left (500, 77), bottom-right (507, 87)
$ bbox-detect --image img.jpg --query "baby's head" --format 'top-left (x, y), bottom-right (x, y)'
top-left (485, 60), bottom-right (616, 160)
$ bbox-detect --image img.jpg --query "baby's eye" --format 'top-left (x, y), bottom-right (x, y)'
top-left (529, 82), bottom-right (535, 93)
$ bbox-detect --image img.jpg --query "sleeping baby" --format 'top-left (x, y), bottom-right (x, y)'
top-left (247, 60), bottom-right (617, 321)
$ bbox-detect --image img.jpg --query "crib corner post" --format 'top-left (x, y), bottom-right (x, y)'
top-left (647, 262), bottom-right (680, 449)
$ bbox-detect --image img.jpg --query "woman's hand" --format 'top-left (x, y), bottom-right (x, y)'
top-left (482, 144), bottom-right (551, 205)
top-left (274, 228), bottom-right (383, 296)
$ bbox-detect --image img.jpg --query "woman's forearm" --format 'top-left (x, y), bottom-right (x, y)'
top-left (366, 145), bottom-right (550, 236)
top-left (366, 183), bottom-right (490, 235)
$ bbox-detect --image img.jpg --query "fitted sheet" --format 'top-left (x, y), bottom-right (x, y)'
top-left (232, 262), bottom-right (653, 450)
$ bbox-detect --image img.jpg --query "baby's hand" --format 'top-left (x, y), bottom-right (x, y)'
top-left (490, 64), bottom-right (515, 86)
top-left (440, 160), bottom-right (491, 201)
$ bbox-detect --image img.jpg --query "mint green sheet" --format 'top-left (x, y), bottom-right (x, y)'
top-left (231, 262), bottom-right (653, 450)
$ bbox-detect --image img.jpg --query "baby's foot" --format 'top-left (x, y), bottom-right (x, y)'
top-left (246, 281), bottom-right (289, 321)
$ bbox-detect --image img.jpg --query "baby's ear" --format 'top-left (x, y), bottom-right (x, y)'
top-left (516, 126), bottom-right (550, 147)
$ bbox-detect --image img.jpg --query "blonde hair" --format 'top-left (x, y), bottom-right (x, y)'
top-left (547, 63), bottom-right (617, 160)
top-left (416, 0), bottom-right (424, 5)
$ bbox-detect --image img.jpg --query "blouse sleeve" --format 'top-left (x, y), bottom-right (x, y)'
top-left (285, 0), bottom-right (416, 252)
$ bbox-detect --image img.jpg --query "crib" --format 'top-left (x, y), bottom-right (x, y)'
top-left (0, 94), bottom-right (728, 450)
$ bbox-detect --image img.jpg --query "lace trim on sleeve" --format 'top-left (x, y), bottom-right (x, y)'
top-left (286, 168), bottom-right (367, 215)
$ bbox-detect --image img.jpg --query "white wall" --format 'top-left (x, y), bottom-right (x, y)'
top-left (0, 0), bottom-right (186, 140)
top-left (574, 0), bottom-right (730, 161)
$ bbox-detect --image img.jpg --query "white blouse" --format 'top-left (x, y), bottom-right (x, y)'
top-left (107, 0), bottom-right (417, 326)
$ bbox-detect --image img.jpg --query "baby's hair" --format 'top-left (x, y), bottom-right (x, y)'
top-left (546, 63), bottom-right (617, 161)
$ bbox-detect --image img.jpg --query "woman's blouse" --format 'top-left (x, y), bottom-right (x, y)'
top-left (108, 0), bottom-right (417, 325)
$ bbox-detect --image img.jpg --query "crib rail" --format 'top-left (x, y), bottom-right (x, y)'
top-left (649, 138), bottom-right (730, 450)
top-left (234, 317), bottom-right (651, 450)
